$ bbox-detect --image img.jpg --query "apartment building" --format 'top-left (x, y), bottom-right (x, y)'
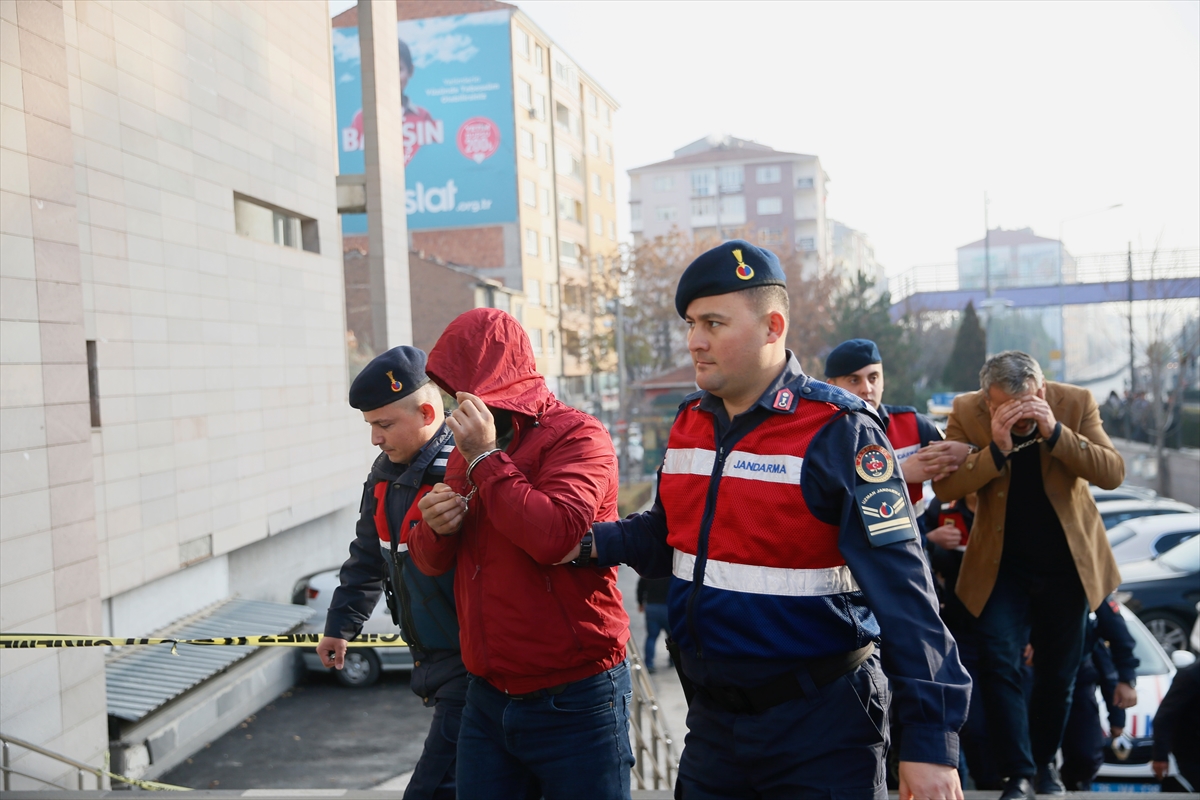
top-left (331, 1), bottom-right (620, 414)
top-left (629, 135), bottom-right (831, 274)
top-left (1, 0), bottom-right (383, 786)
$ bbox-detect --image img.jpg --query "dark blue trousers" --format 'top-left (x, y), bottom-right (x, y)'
top-left (644, 604), bottom-right (670, 670)
top-left (976, 565), bottom-right (1088, 779)
top-left (676, 653), bottom-right (889, 799)
top-left (456, 661), bottom-right (634, 800)
top-left (405, 696), bottom-right (462, 800)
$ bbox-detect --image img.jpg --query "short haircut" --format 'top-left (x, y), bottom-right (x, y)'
top-left (743, 284), bottom-right (790, 324)
top-left (400, 381), bottom-right (442, 415)
top-left (979, 350), bottom-right (1044, 394)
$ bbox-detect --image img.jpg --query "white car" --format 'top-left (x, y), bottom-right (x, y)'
top-left (293, 568), bottom-right (413, 687)
top-left (1094, 498), bottom-right (1197, 532)
top-left (1108, 512), bottom-right (1200, 565)
top-left (1094, 604), bottom-right (1197, 785)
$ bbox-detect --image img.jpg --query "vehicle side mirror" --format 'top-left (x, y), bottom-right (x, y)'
top-left (1171, 649), bottom-right (1197, 669)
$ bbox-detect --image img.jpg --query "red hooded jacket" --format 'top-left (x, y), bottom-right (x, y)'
top-left (407, 309), bottom-right (629, 694)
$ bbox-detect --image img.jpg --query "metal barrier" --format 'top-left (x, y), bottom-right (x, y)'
top-left (626, 636), bottom-right (680, 791)
top-left (0, 732), bottom-right (105, 791)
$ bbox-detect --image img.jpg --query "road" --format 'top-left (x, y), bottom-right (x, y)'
top-left (160, 668), bottom-right (430, 790)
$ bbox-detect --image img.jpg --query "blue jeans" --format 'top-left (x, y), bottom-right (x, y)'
top-left (456, 661), bottom-right (634, 800)
top-left (976, 565), bottom-right (1088, 778)
top-left (404, 696), bottom-right (461, 800)
top-left (676, 653), bottom-right (889, 799)
top-left (644, 604), bottom-right (670, 670)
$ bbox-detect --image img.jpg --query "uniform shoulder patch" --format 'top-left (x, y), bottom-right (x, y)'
top-left (854, 482), bottom-right (917, 547)
top-left (855, 444), bottom-right (894, 483)
top-left (772, 388), bottom-right (795, 411)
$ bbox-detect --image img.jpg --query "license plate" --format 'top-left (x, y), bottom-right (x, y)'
top-left (1092, 782), bottom-right (1158, 792)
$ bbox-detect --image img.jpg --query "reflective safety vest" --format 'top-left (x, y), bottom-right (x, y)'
top-left (885, 408), bottom-right (924, 506)
top-left (659, 396), bottom-right (865, 662)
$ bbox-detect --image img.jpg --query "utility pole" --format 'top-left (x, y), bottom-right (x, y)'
top-left (1127, 241), bottom-right (1136, 430)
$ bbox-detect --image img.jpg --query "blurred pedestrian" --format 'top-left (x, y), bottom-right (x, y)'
top-left (1152, 661), bottom-right (1200, 790)
top-left (636, 576), bottom-right (671, 674)
top-left (825, 339), bottom-right (971, 529)
top-left (409, 309), bottom-right (632, 800)
top-left (1059, 595), bottom-right (1139, 790)
top-left (934, 350), bottom-right (1125, 800)
top-left (569, 241), bottom-right (971, 799)
top-left (317, 346), bottom-right (464, 800)
top-left (924, 493), bottom-right (1001, 790)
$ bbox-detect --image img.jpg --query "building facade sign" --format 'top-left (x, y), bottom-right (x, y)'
top-left (333, 10), bottom-right (517, 233)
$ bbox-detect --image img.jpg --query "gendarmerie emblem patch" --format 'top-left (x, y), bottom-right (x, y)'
top-left (855, 444), bottom-right (894, 483)
top-left (854, 482), bottom-right (917, 547)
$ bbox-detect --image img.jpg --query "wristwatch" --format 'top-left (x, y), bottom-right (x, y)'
top-left (570, 531), bottom-right (594, 566)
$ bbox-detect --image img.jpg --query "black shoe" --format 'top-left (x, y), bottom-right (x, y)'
top-left (998, 777), bottom-right (1035, 800)
top-left (1035, 764), bottom-right (1066, 795)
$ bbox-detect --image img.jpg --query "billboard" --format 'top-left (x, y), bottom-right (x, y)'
top-left (332, 10), bottom-right (517, 234)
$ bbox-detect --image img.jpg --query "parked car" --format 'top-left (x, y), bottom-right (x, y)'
top-left (1095, 604), bottom-right (1196, 785)
top-left (1116, 538), bottom-right (1200, 654)
top-left (292, 568), bottom-right (413, 687)
top-left (1091, 484), bottom-right (1157, 503)
top-left (1094, 498), bottom-right (1196, 531)
top-left (1108, 512), bottom-right (1200, 564)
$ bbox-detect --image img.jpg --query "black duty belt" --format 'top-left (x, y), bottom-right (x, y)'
top-left (696, 642), bottom-right (875, 715)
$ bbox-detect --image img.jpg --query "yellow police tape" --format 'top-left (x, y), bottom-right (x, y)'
top-left (0, 633), bottom-right (406, 650)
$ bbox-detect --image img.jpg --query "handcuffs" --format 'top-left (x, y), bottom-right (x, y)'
top-left (456, 448), bottom-right (502, 513)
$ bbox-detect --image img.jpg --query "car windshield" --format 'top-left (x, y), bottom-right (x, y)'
top-left (1122, 608), bottom-right (1173, 676)
top-left (1158, 538), bottom-right (1200, 572)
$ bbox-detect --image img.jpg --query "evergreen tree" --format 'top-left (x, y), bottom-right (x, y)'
top-left (942, 301), bottom-right (987, 390)
top-left (827, 272), bottom-right (917, 407)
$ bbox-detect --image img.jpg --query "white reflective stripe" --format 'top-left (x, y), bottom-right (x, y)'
top-left (721, 451), bottom-right (803, 485)
top-left (432, 458), bottom-right (448, 468)
top-left (378, 540), bottom-right (409, 552)
top-left (663, 447), bottom-right (716, 477)
top-left (893, 443), bottom-right (920, 464)
top-left (673, 549), bottom-right (859, 597)
top-left (910, 497), bottom-right (927, 518)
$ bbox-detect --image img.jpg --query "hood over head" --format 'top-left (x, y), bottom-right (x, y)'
top-left (426, 308), bottom-right (551, 417)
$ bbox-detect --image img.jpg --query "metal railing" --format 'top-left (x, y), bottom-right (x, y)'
top-left (1, 732), bottom-right (105, 791)
top-left (625, 636), bottom-right (680, 790)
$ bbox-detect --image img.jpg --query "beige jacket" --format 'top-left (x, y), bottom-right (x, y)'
top-left (932, 381), bottom-right (1124, 617)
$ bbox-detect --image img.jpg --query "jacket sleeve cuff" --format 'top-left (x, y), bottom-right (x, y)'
top-left (989, 441), bottom-right (1007, 471)
top-left (898, 725), bottom-right (960, 768)
top-left (591, 520), bottom-right (625, 567)
top-left (1046, 421), bottom-right (1063, 450)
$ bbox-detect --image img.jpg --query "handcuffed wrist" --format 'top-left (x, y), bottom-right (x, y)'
top-left (465, 448), bottom-right (502, 483)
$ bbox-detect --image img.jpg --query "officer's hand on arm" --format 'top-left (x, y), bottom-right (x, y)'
top-left (447, 392), bottom-right (497, 462)
top-left (419, 483), bottom-right (467, 536)
top-left (1113, 681), bottom-right (1137, 708)
top-left (901, 441), bottom-right (967, 483)
top-left (926, 522), bottom-right (963, 550)
top-left (316, 636), bottom-right (347, 669)
top-left (898, 761), bottom-right (963, 800)
top-left (554, 535), bottom-right (599, 565)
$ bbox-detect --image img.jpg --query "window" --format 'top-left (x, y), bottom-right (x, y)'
top-left (546, 281), bottom-right (558, 311)
top-left (608, 219), bottom-right (616, 240)
top-left (560, 239), bottom-right (579, 264)
top-left (593, 213), bottom-right (603, 235)
top-left (556, 149), bottom-right (583, 181)
top-left (534, 93), bottom-right (547, 121)
top-left (587, 93), bottom-right (598, 116)
top-left (525, 228), bottom-right (539, 256)
top-left (795, 176), bottom-right (814, 189)
top-left (554, 60), bottom-right (578, 92)
top-left (588, 132), bottom-right (599, 156)
top-left (719, 166), bottom-right (743, 193)
top-left (591, 173), bottom-right (601, 195)
top-left (655, 206), bottom-right (677, 221)
top-left (234, 194), bottom-right (318, 252)
top-left (516, 28), bottom-right (530, 58)
top-left (535, 46), bottom-right (544, 73)
top-left (758, 228), bottom-right (784, 245)
top-left (605, 182), bottom-right (614, 202)
top-left (555, 102), bottom-right (579, 137)
top-left (630, 202), bottom-right (641, 221)
top-left (796, 236), bottom-right (816, 251)
top-left (719, 194), bottom-right (745, 219)
top-left (518, 79), bottom-right (532, 109)
top-left (653, 176), bottom-right (673, 192)
top-left (564, 329), bottom-right (582, 358)
top-left (520, 129), bottom-right (534, 159)
top-left (521, 178), bottom-right (536, 207)
top-left (86, 340), bottom-right (100, 427)
top-left (602, 106), bottom-right (611, 127)
top-left (526, 278), bottom-right (541, 305)
top-left (558, 194), bottom-right (582, 222)
top-left (755, 166), bottom-right (781, 184)
top-left (604, 143), bottom-right (613, 164)
top-left (537, 141), bottom-right (549, 169)
top-left (690, 169), bottom-right (715, 197)
top-left (691, 197), bottom-right (715, 217)
top-left (528, 328), bottom-right (543, 355)
top-left (756, 196), bottom-right (783, 215)
top-left (540, 187), bottom-right (551, 216)
top-left (543, 235), bottom-right (553, 262)
top-left (548, 330), bottom-right (557, 355)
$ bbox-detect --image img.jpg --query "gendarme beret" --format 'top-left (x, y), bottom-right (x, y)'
top-left (674, 239), bottom-right (787, 318)
top-left (825, 338), bottom-right (882, 378)
top-left (349, 346), bottom-right (430, 411)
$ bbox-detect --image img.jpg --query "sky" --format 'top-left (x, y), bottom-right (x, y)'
top-left (330, 0), bottom-right (1200, 276)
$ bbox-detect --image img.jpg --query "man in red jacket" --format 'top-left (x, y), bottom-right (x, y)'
top-left (409, 308), bottom-right (633, 800)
